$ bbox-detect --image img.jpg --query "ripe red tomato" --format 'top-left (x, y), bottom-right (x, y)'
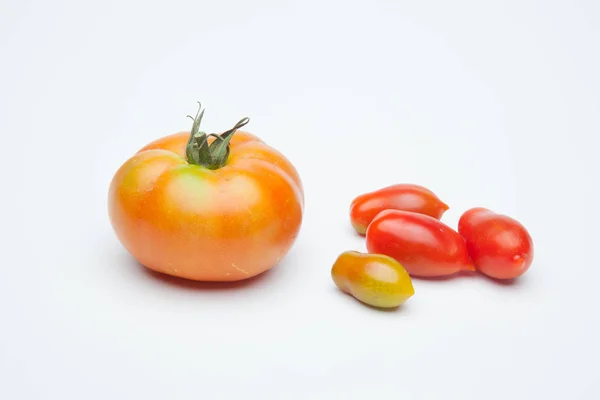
top-left (366, 210), bottom-right (475, 277)
top-left (458, 208), bottom-right (533, 280)
top-left (350, 184), bottom-right (448, 235)
top-left (108, 103), bottom-right (304, 281)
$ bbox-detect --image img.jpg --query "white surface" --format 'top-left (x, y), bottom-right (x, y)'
top-left (2, 0), bottom-right (599, 398)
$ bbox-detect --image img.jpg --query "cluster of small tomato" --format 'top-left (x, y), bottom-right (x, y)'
top-left (331, 184), bottom-right (534, 308)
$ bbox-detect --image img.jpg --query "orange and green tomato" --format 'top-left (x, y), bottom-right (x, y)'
top-left (108, 104), bottom-right (304, 281)
top-left (331, 251), bottom-right (415, 308)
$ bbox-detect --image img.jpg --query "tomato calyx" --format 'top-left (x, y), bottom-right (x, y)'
top-left (184, 102), bottom-right (250, 169)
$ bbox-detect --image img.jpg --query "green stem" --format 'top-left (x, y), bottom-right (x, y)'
top-left (184, 102), bottom-right (250, 169)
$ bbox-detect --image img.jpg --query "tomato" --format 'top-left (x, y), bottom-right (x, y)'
top-left (350, 184), bottom-right (449, 235)
top-left (365, 210), bottom-right (475, 277)
top-left (331, 251), bottom-right (414, 308)
top-left (108, 103), bottom-right (304, 281)
top-left (458, 208), bottom-right (533, 280)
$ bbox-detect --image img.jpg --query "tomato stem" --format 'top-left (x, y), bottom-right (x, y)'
top-left (184, 102), bottom-right (250, 169)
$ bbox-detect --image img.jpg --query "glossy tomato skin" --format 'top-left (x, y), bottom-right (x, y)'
top-left (108, 130), bottom-right (304, 282)
top-left (365, 210), bottom-right (475, 277)
top-left (331, 251), bottom-right (414, 308)
top-left (350, 184), bottom-right (448, 235)
top-left (458, 208), bottom-right (533, 280)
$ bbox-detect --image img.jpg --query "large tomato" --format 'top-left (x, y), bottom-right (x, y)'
top-left (108, 103), bottom-right (304, 281)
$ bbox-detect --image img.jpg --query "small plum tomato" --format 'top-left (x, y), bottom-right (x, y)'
top-left (366, 210), bottom-right (475, 277)
top-left (458, 207), bottom-right (533, 280)
top-left (350, 184), bottom-right (449, 235)
top-left (331, 250), bottom-right (415, 308)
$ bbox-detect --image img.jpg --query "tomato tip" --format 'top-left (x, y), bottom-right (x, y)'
top-left (351, 221), bottom-right (368, 235)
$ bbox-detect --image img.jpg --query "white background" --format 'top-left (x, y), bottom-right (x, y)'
top-left (1, 0), bottom-right (599, 398)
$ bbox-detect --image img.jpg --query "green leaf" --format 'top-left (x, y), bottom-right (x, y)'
top-left (183, 101), bottom-right (250, 169)
top-left (194, 132), bottom-right (212, 166)
top-left (208, 117), bottom-right (249, 168)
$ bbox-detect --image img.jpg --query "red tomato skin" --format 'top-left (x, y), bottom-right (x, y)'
top-left (350, 184), bottom-right (449, 235)
top-left (458, 208), bottom-right (534, 280)
top-left (365, 210), bottom-right (475, 277)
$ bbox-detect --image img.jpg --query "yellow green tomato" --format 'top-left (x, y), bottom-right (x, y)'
top-left (331, 251), bottom-right (415, 308)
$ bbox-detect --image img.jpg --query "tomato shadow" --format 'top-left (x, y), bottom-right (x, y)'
top-left (411, 270), bottom-right (479, 282)
top-left (480, 273), bottom-right (528, 288)
top-left (140, 266), bottom-right (274, 290)
top-left (411, 270), bottom-right (529, 288)
top-left (118, 241), bottom-right (306, 292)
top-left (359, 301), bottom-right (411, 314)
top-left (133, 258), bottom-right (282, 291)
